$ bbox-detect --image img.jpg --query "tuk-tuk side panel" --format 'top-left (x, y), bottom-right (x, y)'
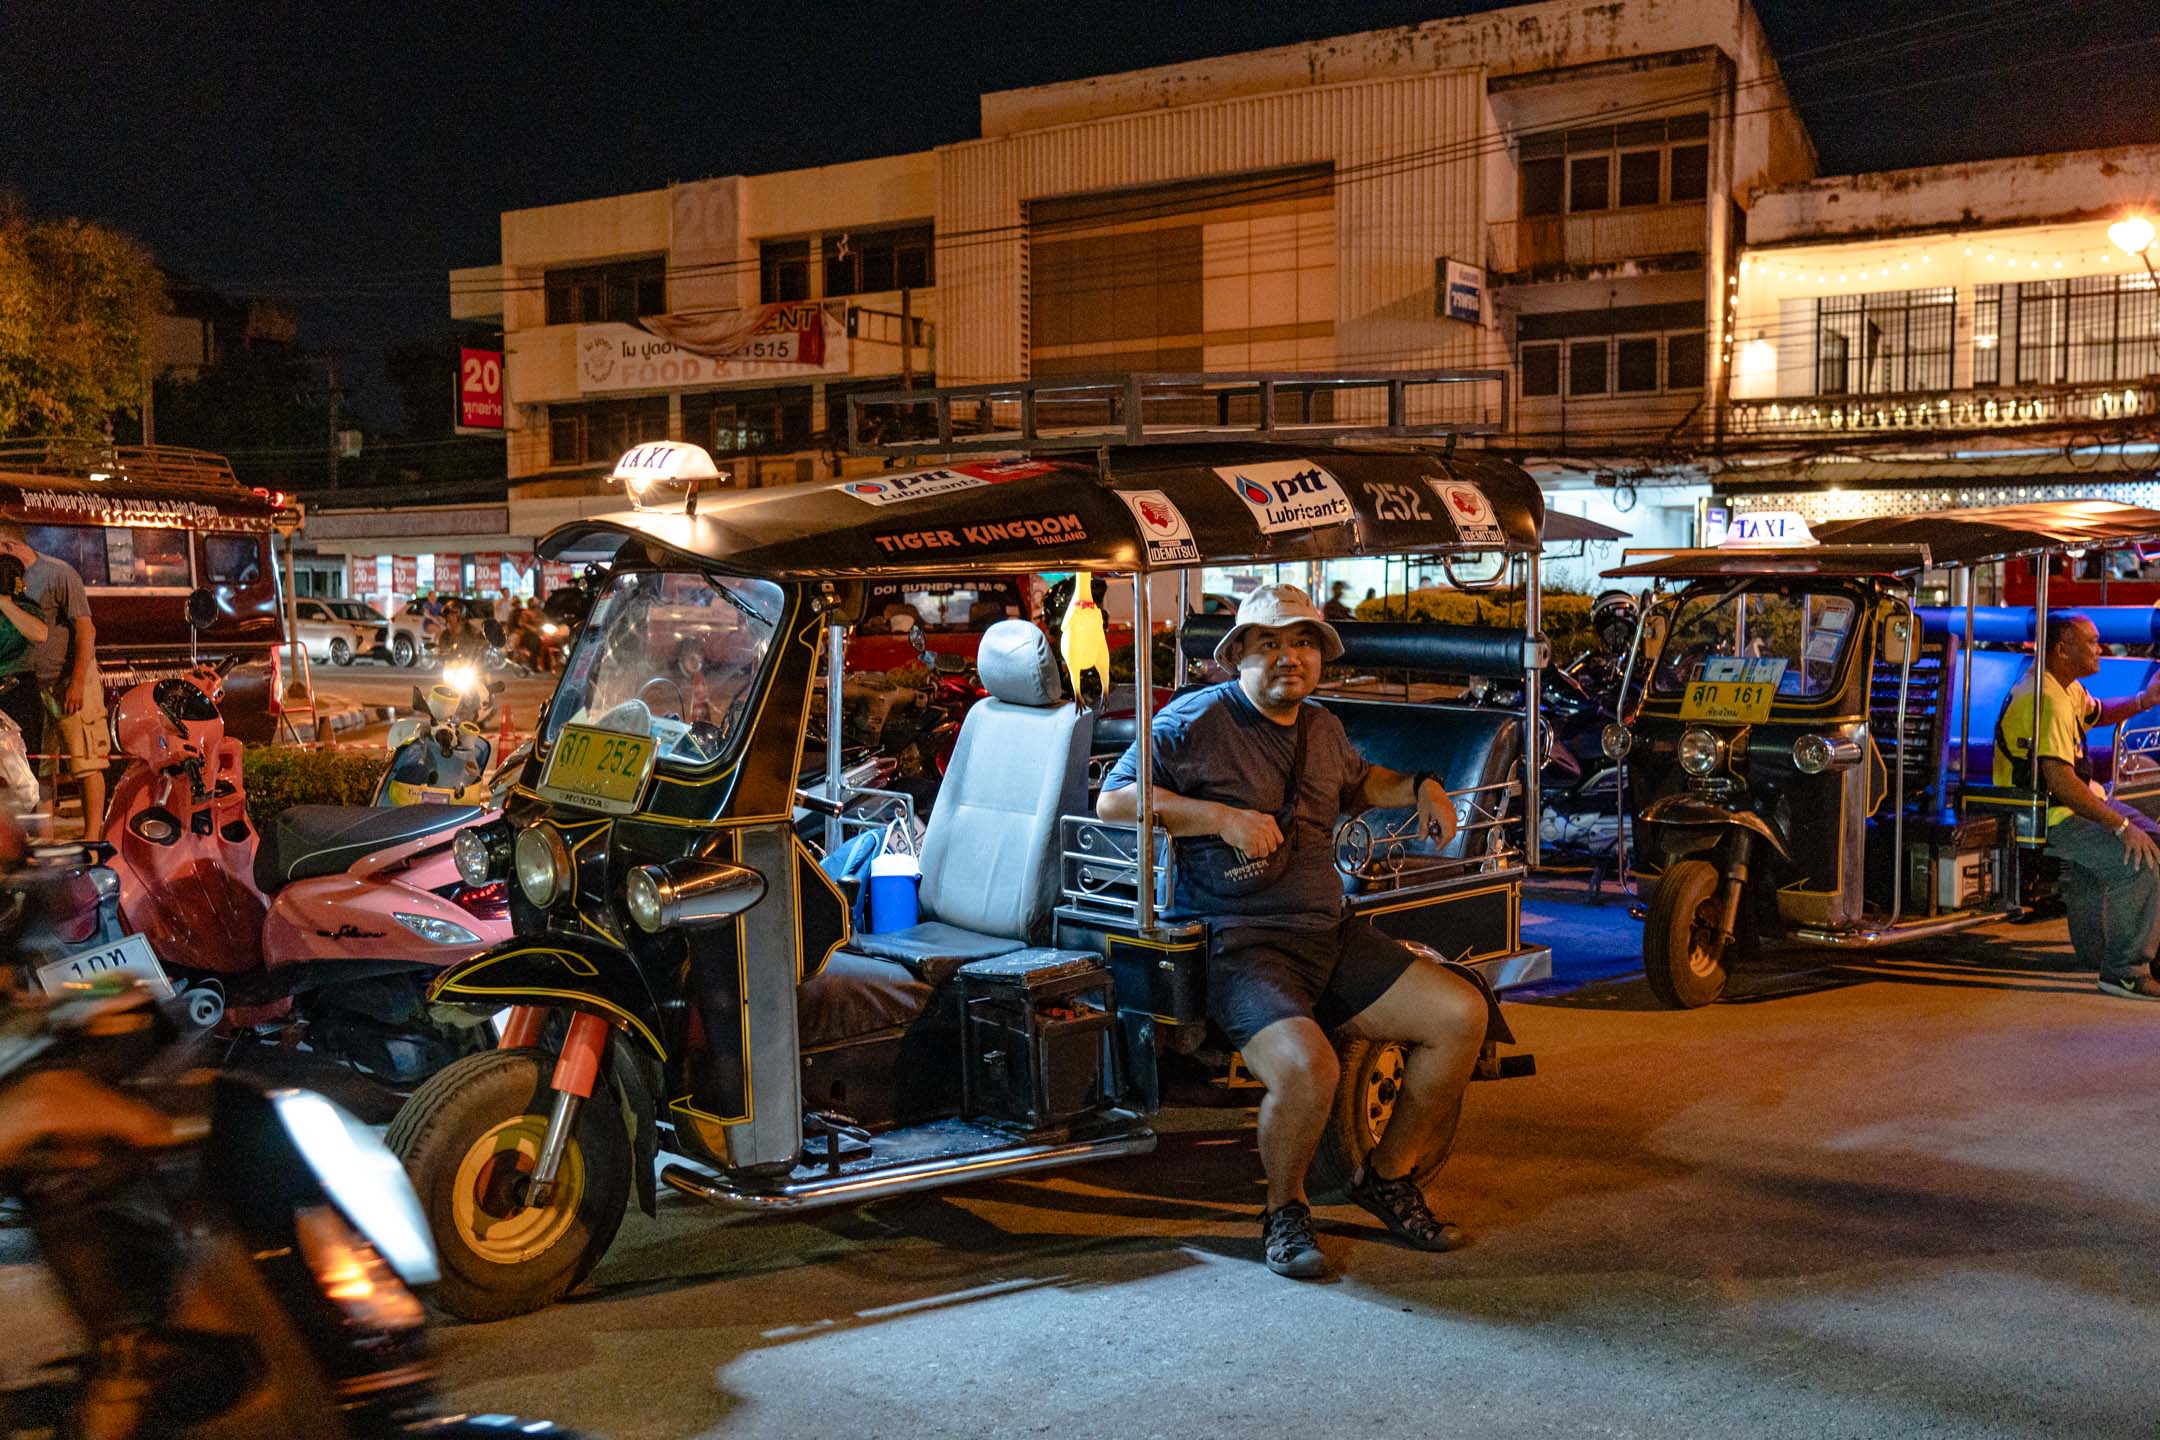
top-left (429, 935), bottom-right (669, 1061)
top-left (670, 822), bottom-right (805, 1174)
top-left (1053, 910), bottom-right (1210, 1026)
top-left (1354, 879), bottom-right (1518, 965)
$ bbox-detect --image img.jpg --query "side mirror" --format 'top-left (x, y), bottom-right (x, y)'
top-left (483, 618), bottom-right (507, 647)
top-left (908, 624), bottom-right (930, 656)
top-left (1639, 606), bottom-right (1670, 668)
top-left (1882, 606), bottom-right (1915, 666)
top-left (185, 588), bottom-right (218, 631)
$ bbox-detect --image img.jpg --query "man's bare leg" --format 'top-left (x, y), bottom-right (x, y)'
top-left (1237, 1015), bottom-right (1340, 1210)
top-left (80, 768), bottom-right (105, 844)
top-left (1340, 962), bottom-right (1485, 1180)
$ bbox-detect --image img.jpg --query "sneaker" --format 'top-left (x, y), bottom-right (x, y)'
top-left (2097, 973), bottom-right (2160, 1001)
top-left (1260, 1202), bottom-right (1329, 1279)
top-left (1347, 1164), bottom-right (1466, 1253)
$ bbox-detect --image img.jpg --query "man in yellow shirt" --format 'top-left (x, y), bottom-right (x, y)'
top-left (1995, 612), bottom-right (2160, 1000)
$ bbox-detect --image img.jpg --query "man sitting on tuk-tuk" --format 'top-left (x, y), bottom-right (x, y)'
top-left (1098, 584), bottom-right (1496, 1279)
top-left (1996, 611), bottom-right (2160, 1001)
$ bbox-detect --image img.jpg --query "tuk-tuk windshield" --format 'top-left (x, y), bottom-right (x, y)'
top-left (546, 570), bottom-right (784, 769)
top-left (1651, 582), bottom-right (1861, 701)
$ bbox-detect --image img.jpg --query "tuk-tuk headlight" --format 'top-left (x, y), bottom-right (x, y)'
top-left (1678, 726), bottom-right (1726, 777)
top-left (625, 859), bottom-right (767, 934)
top-left (452, 825), bottom-right (498, 887)
top-left (1600, 722), bottom-right (1634, 760)
top-left (513, 825), bottom-right (572, 908)
top-left (1793, 733), bottom-right (1864, 774)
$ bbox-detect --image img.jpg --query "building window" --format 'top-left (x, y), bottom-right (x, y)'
top-left (1974, 284), bottom-right (2001, 387)
top-left (543, 258), bottom-right (665, 326)
top-left (1518, 302), bottom-right (1706, 397)
top-left (682, 387), bottom-right (812, 457)
top-left (1518, 115), bottom-right (1713, 216)
top-left (2008, 273), bottom-right (2160, 386)
top-left (547, 397), bottom-right (669, 467)
top-left (1815, 287), bottom-right (1956, 395)
top-left (1568, 156), bottom-right (1610, 213)
top-left (1615, 337), bottom-right (1661, 393)
top-left (1521, 344), bottom-right (1561, 397)
top-left (1568, 340), bottom-right (1609, 396)
top-left (822, 224), bottom-right (934, 297)
top-left (761, 240), bottom-right (810, 303)
top-left (1666, 331), bottom-right (1706, 390)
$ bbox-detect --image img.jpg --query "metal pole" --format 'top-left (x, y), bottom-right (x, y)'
top-left (1132, 570), bottom-right (1157, 932)
top-left (1886, 592), bottom-right (1916, 927)
top-left (900, 288), bottom-right (914, 391)
top-left (1956, 566), bottom-right (1976, 804)
top-left (1523, 549), bottom-right (1543, 867)
top-left (1174, 569), bottom-right (1190, 685)
top-left (825, 612), bottom-right (846, 853)
top-left (2032, 553), bottom-right (2049, 843)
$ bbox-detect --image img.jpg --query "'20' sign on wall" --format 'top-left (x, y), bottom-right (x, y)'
top-left (459, 348), bottom-right (504, 430)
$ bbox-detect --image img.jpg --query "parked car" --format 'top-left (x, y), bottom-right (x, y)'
top-left (293, 597), bottom-right (372, 666)
top-left (385, 606), bottom-right (436, 668)
top-left (325, 597), bottom-right (392, 658)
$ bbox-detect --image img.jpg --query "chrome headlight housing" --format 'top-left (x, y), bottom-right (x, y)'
top-left (625, 859), bottom-right (766, 934)
top-left (1792, 733), bottom-right (1863, 774)
top-left (513, 824), bottom-right (572, 908)
top-left (452, 826), bottom-right (494, 886)
top-left (1678, 726), bottom-right (1726, 778)
top-left (1600, 722), bottom-right (1634, 760)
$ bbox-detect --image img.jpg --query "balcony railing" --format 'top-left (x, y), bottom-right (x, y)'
top-left (1726, 381), bottom-right (2158, 440)
top-left (1487, 202), bottom-right (1706, 279)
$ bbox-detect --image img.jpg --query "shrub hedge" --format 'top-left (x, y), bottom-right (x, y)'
top-left (1355, 590), bottom-right (1598, 665)
top-left (240, 746), bottom-right (390, 831)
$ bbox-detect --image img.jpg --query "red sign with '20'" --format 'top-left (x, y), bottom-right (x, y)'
top-left (460, 348), bottom-right (504, 430)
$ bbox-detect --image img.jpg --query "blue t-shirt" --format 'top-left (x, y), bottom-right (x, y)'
top-left (1103, 682), bottom-right (1372, 929)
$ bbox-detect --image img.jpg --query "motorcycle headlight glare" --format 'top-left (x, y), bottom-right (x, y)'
top-left (1600, 722), bottom-right (1634, 760)
top-left (392, 911), bottom-right (481, 946)
top-left (294, 1206), bottom-right (427, 1333)
top-left (1678, 726), bottom-right (1726, 778)
top-left (513, 825), bottom-right (572, 908)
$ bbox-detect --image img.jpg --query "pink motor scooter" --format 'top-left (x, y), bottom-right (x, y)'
top-left (105, 590), bottom-right (512, 1085)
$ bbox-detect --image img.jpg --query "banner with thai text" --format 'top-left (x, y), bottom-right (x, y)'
top-left (576, 303), bottom-right (848, 393)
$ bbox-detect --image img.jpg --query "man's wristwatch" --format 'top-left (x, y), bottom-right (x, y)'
top-left (2116, 815), bottom-right (2134, 840)
top-left (1411, 770), bottom-right (1440, 803)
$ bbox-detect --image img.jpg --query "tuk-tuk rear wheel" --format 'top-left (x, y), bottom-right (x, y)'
top-left (1305, 1039), bottom-right (1461, 1204)
top-left (1643, 857), bottom-right (1730, 1008)
top-left (387, 1047), bottom-right (631, 1322)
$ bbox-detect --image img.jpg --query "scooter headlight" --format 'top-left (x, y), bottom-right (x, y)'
top-left (443, 662), bottom-right (479, 694)
top-left (453, 826), bottom-right (493, 886)
top-left (513, 824), bottom-right (572, 908)
top-left (1600, 722), bottom-right (1634, 760)
top-left (392, 912), bottom-right (481, 946)
top-left (1678, 726), bottom-right (1726, 777)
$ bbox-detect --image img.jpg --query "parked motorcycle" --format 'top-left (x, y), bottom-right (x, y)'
top-left (103, 590), bottom-right (502, 1089)
top-left (0, 978), bottom-right (587, 1438)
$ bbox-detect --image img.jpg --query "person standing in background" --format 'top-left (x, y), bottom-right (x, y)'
top-left (0, 524), bottom-right (98, 836)
top-left (0, 543), bottom-right (50, 810)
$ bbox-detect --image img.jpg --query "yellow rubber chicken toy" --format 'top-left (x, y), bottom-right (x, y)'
top-left (1059, 569), bottom-right (1112, 706)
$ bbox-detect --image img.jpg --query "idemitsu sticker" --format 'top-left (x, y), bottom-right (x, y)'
top-left (839, 458), bottom-right (1061, 507)
top-left (1429, 479), bottom-right (1504, 545)
top-left (1117, 489), bottom-right (1199, 564)
top-left (1212, 461), bottom-right (1354, 534)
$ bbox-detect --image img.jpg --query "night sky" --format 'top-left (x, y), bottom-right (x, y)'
top-left (7, 0), bottom-right (2156, 427)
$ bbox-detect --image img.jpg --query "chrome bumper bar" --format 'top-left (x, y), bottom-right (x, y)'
top-left (1789, 909), bottom-right (2005, 949)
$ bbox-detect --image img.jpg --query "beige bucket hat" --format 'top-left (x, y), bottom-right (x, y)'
top-left (1213, 583), bottom-right (1346, 666)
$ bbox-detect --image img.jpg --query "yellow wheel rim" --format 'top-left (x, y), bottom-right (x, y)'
top-left (1358, 1044), bottom-right (1408, 1147)
top-left (449, 1115), bottom-right (585, 1266)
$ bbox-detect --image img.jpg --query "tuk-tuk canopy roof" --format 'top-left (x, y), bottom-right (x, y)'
top-left (540, 443), bottom-right (1549, 578)
top-left (1603, 544), bottom-right (1933, 580)
top-left (0, 440), bottom-right (293, 532)
top-left (1810, 502), bottom-right (2160, 566)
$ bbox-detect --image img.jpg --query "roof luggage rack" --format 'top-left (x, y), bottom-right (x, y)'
top-left (0, 439), bottom-right (241, 490)
top-left (843, 369), bottom-right (1508, 457)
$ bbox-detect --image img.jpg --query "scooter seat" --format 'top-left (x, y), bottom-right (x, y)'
top-left (255, 804), bottom-right (485, 895)
top-left (847, 922), bottom-right (1023, 987)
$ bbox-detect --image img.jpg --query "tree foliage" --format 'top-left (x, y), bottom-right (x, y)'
top-left (0, 207), bottom-right (166, 438)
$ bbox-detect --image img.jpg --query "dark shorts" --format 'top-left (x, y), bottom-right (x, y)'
top-left (0, 674), bottom-right (44, 761)
top-left (1207, 915), bottom-right (1420, 1049)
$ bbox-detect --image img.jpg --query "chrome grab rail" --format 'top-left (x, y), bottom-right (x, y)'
top-left (2112, 710), bottom-right (2160, 798)
top-left (1333, 770), bottom-right (1523, 887)
top-left (1060, 817), bottom-right (1173, 921)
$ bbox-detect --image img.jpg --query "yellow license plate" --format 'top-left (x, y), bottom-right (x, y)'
top-left (537, 725), bottom-right (656, 814)
top-left (1680, 679), bottom-right (1777, 724)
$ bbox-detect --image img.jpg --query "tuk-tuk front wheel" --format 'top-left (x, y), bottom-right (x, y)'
top-left (1305, 1039), bottom-right (1462, 1203)
top-left (387, 1048), bottom-right (630, 1322)
top-left (1643, 857), bottom-right (1732, 1008)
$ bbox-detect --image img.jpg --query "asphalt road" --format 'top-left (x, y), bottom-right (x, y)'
top-left (7, 904), bottom-right (2156, 1438)
top-left (313, 655), bottom-right (558, 744)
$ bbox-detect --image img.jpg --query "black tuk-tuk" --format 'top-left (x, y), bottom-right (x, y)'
top-left (395, 371), bottom-right (1559, 1319)
top-left (1603, 501), bottom-right (2160, 1007)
